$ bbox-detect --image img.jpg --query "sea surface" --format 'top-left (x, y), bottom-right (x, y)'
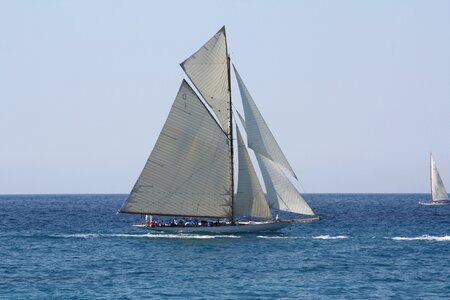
top-left (1, 194), bottom-right (449, 299)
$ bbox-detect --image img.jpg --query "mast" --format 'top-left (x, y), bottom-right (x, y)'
top-left (226, 33), bottom-right (235, 222)
top-left (178, 26), bottom-right (233, 218)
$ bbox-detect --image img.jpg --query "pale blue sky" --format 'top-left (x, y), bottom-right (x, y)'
top-left (1, 0), bottom-right (449, 194)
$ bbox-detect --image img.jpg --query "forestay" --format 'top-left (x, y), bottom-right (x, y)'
top-left (256, 153), bottom-right (315, 216)
top-left (235, 127), bottom-right (272, 219)
top-left (233, 65), bottom-right (297, 179)
top-left (180, 26), bottom-right (230, 132)
top-left (120, 80), bottom-right (231, 218)
top-left (431, 155), bottom-right (449, 201)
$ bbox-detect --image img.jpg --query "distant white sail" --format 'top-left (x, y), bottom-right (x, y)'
top-left (431, 154), bottom-right (449, 201)
top-left (233, 65), bottom-right (297, 179)
top-left (180, 26), bottom-right (230, 132)
top-left (120, 80), bottom-right (231, 218)
top-left (235, 127), bottom-right (272, 218)
top-left (256, 153), bottom-right (315, 216)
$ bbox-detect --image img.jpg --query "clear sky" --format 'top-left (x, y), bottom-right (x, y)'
top-left (1, 0), bottom-right (449, 194)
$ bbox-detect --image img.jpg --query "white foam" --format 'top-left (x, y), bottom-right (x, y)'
top-left (391, 235), bottom-right (450, 242)
top-left (257, 236), bottom-right (300, 239)
top-left (57, 233), bottom-right (240, 239)
top-left (257, 235), bottom-right (349, 239)
top-left (126, 233), bottom-right (240, 239)
top-left (58, 233), bottom-right (99, 238)
top-left (312, 235), bottom-right (349, 239)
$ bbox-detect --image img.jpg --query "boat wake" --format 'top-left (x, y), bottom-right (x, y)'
top-left (56, 233), bottom-right (241, 239)
top-left (257, 235), bottom-right (349, 240)
top-left (390, 235), bottom-right (450, 242)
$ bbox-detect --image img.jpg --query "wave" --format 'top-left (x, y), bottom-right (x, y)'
top-left (257, 236), bottom-right (300, 239)
top-left (56, 233), bottom-right (240, 239)
top-left (58, 233), bottom-right (100, 238)
top-left (313, 235), bottom-right (350, 239)
top-left (390, 235), bottom-right (450, 242)
top-left (257, 235), bottom-right (349, 239)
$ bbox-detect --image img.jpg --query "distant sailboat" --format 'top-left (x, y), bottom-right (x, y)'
top-left (419, 154), bottom-right (449, 205)
top-left (119, 27), bottom-right (319, 233)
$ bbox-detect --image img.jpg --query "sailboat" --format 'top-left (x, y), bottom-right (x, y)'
top-left (119, 27), bottom-right (319, 233)
top-left (419, 153), bottom-right (449, 205)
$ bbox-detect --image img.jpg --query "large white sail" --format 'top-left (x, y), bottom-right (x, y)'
top-left (431, 154), bottom-right (449, 201)
top-left (256, 153), bottom-right (315, 216)
top-left (233, 65), bottom-right (297, 179)
top-left (120, 80), bottom-right (231, 218)
top-left (180, 26), bottom-right (230, 132)
top-left (235, 127), bottom-right (272, 218)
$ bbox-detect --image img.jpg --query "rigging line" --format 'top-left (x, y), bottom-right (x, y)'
top-left (296, 178), bottom-right (307, 194)
top-left (275, 193), bottom-right (291, 212)
top-left (230, 102), bottom-right (241, 111)
top-left (183, 63), bottom-right (227, 65)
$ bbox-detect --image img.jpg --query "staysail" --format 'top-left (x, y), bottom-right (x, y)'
top-left (180, 26), bottom-right (230, 132)
top-left (120, 80), bottom-right (231, 218)
top-left (233, 65), bottom-right (297, 179)
top-left (256, 153), bottom-right (315, 215)
top-left (235, 127), bottom-right (272, 218)
top-left (430, 154), bottom-right (449, 201)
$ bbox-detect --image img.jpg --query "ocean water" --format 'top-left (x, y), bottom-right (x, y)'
top-left (1, 194), bottom-right (449, 299)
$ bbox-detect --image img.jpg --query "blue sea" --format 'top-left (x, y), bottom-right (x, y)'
top-left (1, 194), bottom-right (449, 299)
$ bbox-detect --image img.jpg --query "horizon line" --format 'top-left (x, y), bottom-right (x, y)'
top-left (0, 192), bottom-right (432, 196)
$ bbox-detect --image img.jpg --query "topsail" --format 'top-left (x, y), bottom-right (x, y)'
top-left (180, 26), bottom-right (230, 132)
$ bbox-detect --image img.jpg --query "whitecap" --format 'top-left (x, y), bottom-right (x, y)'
top-left (57, 233), bottom-right (99, 238)
top-left (312, 235), bottom-right (349, 239)
top-left (257, 236), bottom-right (300, 239)
top-left (391, 235), bottom-right (450, 242)
top-left (257, 235), bottom-right (349, 239)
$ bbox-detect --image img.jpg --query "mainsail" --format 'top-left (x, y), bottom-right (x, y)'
top-left (120, 80), bottom-right (231, 218)
top-left (430, 154), bottom-right (449, 201)
top-left (235, 127), bottom-right (272, 218)
top-left (256, 153), bottom-right (315, 215)
top-left (180, 26), bottom-right (230, 132)
top-left (233, 65), bottom-right (297, 179)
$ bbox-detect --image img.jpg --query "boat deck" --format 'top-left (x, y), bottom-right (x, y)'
top-left (132, 218), bottom-right (319, 233)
